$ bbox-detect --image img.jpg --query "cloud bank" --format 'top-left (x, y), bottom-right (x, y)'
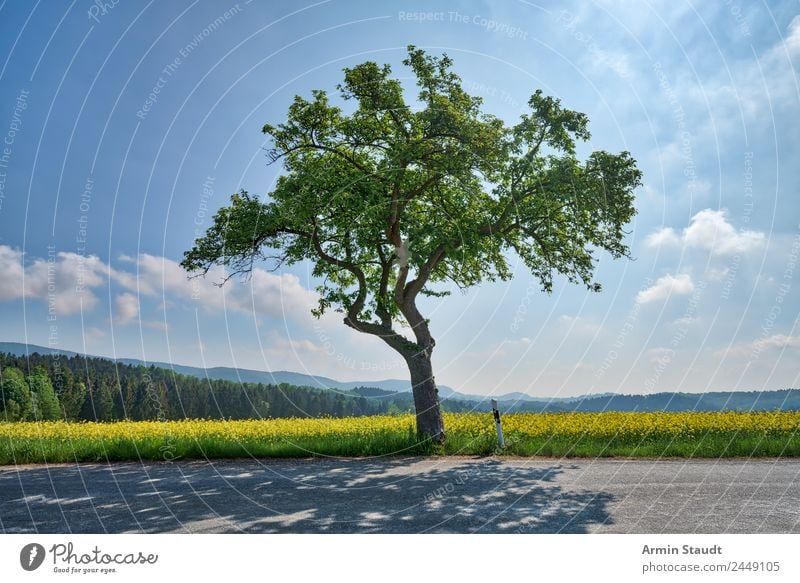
top-left (645, 209), bottom-right (765, 256)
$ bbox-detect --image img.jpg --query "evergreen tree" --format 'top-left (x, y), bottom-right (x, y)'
top-left (0, 367), bottom-right (32, 421)
top-left (52, 365), bottom-right (86, 420)
top-left (27, 367), bottom-right (61, 420)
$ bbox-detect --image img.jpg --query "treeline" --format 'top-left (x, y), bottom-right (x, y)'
top-left (0, 352), bottom-right (417, 422)
top-left (550, 390), bottom-right (800, 413)
top-left (7, 352), bottom-right (789, 423)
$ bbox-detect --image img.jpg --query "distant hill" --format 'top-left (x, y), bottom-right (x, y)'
top-left (0, 342), bottom-right (80, 358)
top-left (0, 341), bottom-right (453, 394)
top-left (552, 390), bottom-right (800, 412)
top-left (2, 342), bottom-right (798, 412)
top-left (0, 341), bottom-right (550, 403)
top-left (0, 342), bottom-right (583, 403)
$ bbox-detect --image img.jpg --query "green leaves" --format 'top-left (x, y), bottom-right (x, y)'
top-left (183, 46), bottom-right (641, 344)
top-left (513, 89), bottom-right (590, 155)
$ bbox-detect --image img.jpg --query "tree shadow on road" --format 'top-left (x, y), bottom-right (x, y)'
top-left (0, 457), bottom-right (614, 533)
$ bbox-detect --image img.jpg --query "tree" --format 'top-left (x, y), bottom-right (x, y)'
top-left (27, 367), bottom-right (61, 420)
top-left (81, 380), bottom-right (115, 421)
top-left (182, 46), bottom-right (641, 442)
top-left (52, 365), bottom-right (87, 420)
top-left (0, 367), bottom-right (32, 421)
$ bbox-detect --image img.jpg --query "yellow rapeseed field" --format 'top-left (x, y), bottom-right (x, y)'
top-left (0, 415), bottom-right (414, 442)
top-left (3, 410), bottom-right (798, 440)
top-left (1, 411), bottom-right (799, 463)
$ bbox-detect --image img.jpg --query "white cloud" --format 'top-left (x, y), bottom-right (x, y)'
top-left (752, 334), bottom-right (800, 351)
top-left (786, 15), bottom-right (800, 55)
top-left (645, 209), bottom-right (765, 255)
top-left (108, 268), bottom-right (151, 296)
top-left (0, 246), bottom-right (24, 301)
top-left (115, 293), bottom-right (139, 325)
top-left (722, 334), bottom-right (800, 358)
top-left (714, 334), bottom-right (800, 364)
top-left (226, 267), bottom-right (319, 319)
top-left (113, 253), bottom-right (320, 321)
top-left (0, 245), bottom-right (322, 324)
top-left (705, 266), bottom-right (730, 281)
top-left (0, 245), bottom-right (106, 315)
top-left (683, 209), bottom-right (765, 255)
top-left (685, 15), bottom-right (800, 124)
top-left (636, 273), bottom-right (695, 304)
top-left (644, 227), bottom-right (680, 248)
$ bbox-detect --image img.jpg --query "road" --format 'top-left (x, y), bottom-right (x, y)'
top-left (1, 457), bottom-right (798, 533)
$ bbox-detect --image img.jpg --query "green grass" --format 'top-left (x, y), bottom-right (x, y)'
top-left (3, 428), bottom-right (800, 464)
top-left (0, 432), bottom-right (436, 464)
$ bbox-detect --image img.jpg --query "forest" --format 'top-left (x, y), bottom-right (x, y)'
top-left (0, 352), bottom-right (422, 421)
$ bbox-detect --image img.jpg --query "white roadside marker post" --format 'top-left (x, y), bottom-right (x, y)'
top-left (491, 399), bottom-right (505, 448)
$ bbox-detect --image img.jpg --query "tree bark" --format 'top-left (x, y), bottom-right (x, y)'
top-left (405, 351), bottom-right (445, 443)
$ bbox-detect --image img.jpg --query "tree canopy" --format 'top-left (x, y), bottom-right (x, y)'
top-left (182, 46), bottom-right (642, 439)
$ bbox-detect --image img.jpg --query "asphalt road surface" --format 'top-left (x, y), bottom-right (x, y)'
top-left (1, 457), bottom-right (798, 533)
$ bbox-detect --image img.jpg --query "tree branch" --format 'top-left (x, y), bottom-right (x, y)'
top-left (404, 244), bottom-right (446, 300)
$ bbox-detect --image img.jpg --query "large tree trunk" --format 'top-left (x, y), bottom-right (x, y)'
top-left (405, 351), bottom-right (445, 443)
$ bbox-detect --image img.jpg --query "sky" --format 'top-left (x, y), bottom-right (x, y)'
top-left (0, 0), bottom-right (797, 397)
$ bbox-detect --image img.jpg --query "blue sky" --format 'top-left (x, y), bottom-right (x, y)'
top-left (0, 0), bottom-right (797, 397)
